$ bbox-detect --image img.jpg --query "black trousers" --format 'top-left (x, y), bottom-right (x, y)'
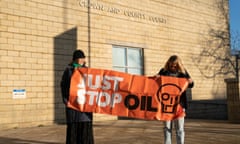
top-left (66, 122), bottom-right (94, 144)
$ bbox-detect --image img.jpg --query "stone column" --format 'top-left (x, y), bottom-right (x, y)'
top-left (225, 78), bottom-right (240, 123)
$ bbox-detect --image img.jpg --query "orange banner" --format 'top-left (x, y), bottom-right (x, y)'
top-left (68, 68), bottom-right (189, 121)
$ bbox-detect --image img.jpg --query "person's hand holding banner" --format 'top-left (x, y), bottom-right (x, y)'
top-left (67, 68), bottom-right (189, 121)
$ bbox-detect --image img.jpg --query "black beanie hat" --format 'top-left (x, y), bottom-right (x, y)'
top-left (72, 50), bottom-right (86, 60)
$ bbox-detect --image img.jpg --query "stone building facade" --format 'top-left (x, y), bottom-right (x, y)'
top-left (0, 0), bottom-right (231, 129)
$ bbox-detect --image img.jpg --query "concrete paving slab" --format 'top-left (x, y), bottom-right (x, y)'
top-left (0, 119), bottom-right (239, 144)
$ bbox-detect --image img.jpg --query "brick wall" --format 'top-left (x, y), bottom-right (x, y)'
top-left (186, 100), bottom-right (228, 120)
top-left (0, 0), bottom-right (230, 129)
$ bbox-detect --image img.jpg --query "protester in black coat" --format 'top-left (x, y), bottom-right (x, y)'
top-left (158, 68), bottom-right (194, 109)
top-left (61, 49), bottom-right (94, 144)
top-left (156, 55), bottom-right (194, 144)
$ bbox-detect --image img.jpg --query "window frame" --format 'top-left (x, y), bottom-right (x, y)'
top-left (112, 45), bottom-right (144, 75)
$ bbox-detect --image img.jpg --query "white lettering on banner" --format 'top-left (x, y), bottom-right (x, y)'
top-left (77, 76), bottom-right (87, 104)
top-left (77, 74), bottom-right (124, 107)
top-left (87, 75), bottom-right (101, 89)
top-left (97, 92), bottom-right (111, 107)
top-left (110, 92), bottom-right (122, 107)
top-left (104, 75), bottom-right (123, 91)
top-left (102, 76), bottom-right (111, 90)
top-left (86, 91), bottom-right (122, 107)
top-left (87, 91), bottom-right (98, 105)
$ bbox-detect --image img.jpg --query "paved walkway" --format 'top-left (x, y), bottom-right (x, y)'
top-left (0, 119), bottom-right (239, 144)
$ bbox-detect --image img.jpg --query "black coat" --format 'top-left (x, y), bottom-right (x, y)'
top-left (60, 65), bottom-right (93, 123)
top-left (158, 68), bottom-right (194, 109)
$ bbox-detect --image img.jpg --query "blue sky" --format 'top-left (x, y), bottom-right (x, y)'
top-left (229, 0), bottom-right (240, 50)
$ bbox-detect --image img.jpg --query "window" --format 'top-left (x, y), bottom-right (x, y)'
top-left (112, 45), bottom-right (144, 75)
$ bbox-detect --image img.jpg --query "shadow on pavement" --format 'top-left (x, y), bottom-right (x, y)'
top-left (0, 137), bottom-right (60, 144)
